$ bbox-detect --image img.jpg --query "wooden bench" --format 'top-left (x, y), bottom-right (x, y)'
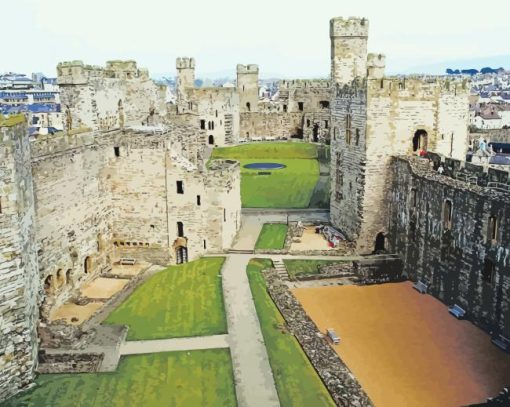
top-left (326, 328), bottom-right (340, 345)
top-left (412, 280), bottom-right (428, 294)
top-left (448, 304), bottom-right (466, 319)
top-left (119, 258), bottom-right (136, 266)
top-left (491, 334), bottom-right (510, 352)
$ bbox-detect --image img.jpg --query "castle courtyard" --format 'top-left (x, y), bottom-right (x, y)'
top-left (293, 282), bottom-right (510, 407)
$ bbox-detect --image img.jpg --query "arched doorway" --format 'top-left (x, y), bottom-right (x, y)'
top-left (208, 135), bottom-right (214, 145)
top-left (176, 246), bottom-right (188, 264)
top-left (313, 123), bottom-right (319, 142)
top-left (84, 256), bottom-right (92, 274)
top-left (412, 130), bottom-right (428, 152)
top-left (374, 232), bottom-right (386, 253)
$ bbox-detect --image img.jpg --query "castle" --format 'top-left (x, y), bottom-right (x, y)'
top-left (1, 15), bottom-right (510, 404)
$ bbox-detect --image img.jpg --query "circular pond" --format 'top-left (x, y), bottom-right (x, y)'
top-left (243, 162), bottom-right (286, 170)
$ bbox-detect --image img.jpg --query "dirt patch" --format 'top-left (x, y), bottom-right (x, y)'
top-left (110, 263), bottom-right (148, 278)
top-left (293, 281), bottom-right (510, 407)
top-left (49, 302), bottom-right (104, 325)
top-left (290, 227), bottom-right (333, 251)
top-left (80, 277), bottom-right (130, 299)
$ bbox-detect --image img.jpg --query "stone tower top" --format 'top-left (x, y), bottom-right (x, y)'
top-left (176, 57), bottom-right (195, 69)
top-left (236, 64), bottom-right (259, 74)
top-left (367, 53), bottom-right (386, 79)
top-left (330, 17), bottom-right (369, 38)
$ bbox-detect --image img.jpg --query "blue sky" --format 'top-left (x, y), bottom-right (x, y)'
top-left (3, 0), bottom-right (510, 78)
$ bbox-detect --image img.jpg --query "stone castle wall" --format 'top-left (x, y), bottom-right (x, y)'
top-left (330, 78), bottom-right (471, 252)
top-left (388, 156), bottom-right (510, 338)
top-left (0, 120), bottom-right (39, 401)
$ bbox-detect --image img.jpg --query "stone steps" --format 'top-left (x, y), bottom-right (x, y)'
top-left (272, 259), bottom-right (289, 281)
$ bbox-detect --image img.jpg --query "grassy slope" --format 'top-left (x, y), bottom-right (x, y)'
top-left (2, 350), bottom-right (237, 407)
top-left (246, 259), bottom-right (335, 407)
top-left (283, 259), bottom-right (348, 279)
top-left (104, 257), bottom-right (227, 340)
top-left (255, 224), bottom-right (288, 250)
top-left (211, 143), bottom-right (319, 208)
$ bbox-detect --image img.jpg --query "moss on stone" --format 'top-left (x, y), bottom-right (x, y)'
top-left (0, 114), bottom-right (26, 127)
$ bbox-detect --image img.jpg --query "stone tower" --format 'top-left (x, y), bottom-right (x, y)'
top-left (0, 116), bottom-right (39, 401)
top-left (237, 64), bottom-right (259, 113)
top-left (176, 57), bottom-right (195, 114)
top-left (330, 17), bottom-right (369, 85)
top-left (367, 53), bottom-right (386, 79)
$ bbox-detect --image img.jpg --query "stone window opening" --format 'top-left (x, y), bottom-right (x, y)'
top-left (355, 128), bottom-right (360, 145)
top-left (325, 120), bottom-right (329, 129)
top-left (223, 208), bottom-right (226, 222)
top-left (203, 240), bottom-right (207, 249)
top-left (345, 114), bottom-right (352, 145)
top-left (114, 146), bottom-right (120, 157)
top-left (298, 102), bottom-right (304, 111)
top-left (333, 127), bottom-right (338, 141)
top-left (442, 199), bottom-right (453, 230)
top-left (215, 110), bottom-right (218, 117)
top-left (177, 181), bottom-right (184, 194)
top-left (65, 269), bottom-right (72, 285)
top-left (56, 269), bottom-right (64, 287)
top-left (410, 188), bottom-right (417, 208)
top-left (200, 120), bottom-right (206, 130)
top-left (412, 129), bottom-right (428, 152)
top-left (197, 195), bottom-right (201, 206)
top-left (177, 221), bottom-right (184, 237)
top-left (307, 119), bottom-right (311, 128)
top-left (319, 100), bottom-right (329, 109)
top-left (374, 232), bottom-right (386, 252)
top-left (208, 135), bottom-right (214, 145)
top-left (482, 257), bottom-right (495, 284)
top-left (283, 104), bottom-right (287, 113)
top-left (84, 256), bottom-right (92, 274)
top-left (487, 215), bottom-right (499, 243)
top-left (44, 275), bottom-right (53, 294)
top-left (246, 102), bottom-right (251, 112)
top-left (150, 224), bottom-right (155, 230)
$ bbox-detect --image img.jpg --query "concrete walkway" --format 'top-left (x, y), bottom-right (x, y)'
top-left (222, 254), bottom-right (280, 407)
top-left (120, 334), bottom-right (229, 355)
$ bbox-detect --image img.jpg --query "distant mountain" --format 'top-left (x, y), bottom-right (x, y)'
top-left (400, 54), bottom-right (510, 75)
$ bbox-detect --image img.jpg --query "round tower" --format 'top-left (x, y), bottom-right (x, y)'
top-left (330, 17), bottom-right (369, 85)
top-left (236, 64), bottom-right (259, 113)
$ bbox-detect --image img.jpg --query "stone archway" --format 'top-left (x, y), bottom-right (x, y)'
top-left (374, 232), bottom-right (386, 253)
top-left (176, 246), bottom-right (188, 264)
top-left (412, 129), bottom-right (428, 152)
top-left (84, 256), bottom-right (92, 274)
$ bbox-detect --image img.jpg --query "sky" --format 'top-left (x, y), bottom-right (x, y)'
top-left (3, 0), bottom-right (510, 78)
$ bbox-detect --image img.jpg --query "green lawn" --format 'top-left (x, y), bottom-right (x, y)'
top-left (104, 257), bottom-right (227, 340)
top-left (283, 259), bottom-right (348, 279)
top-left (2, 350), bottom-right (237, 407)
top-left (255, 224), bottom-right (288, 250)
top-left (210, 143), bottom-right (319, 208)
top-left (211, 142), bottom-right (317, 159)
top-left (246, 259), bottom-right (335, 407)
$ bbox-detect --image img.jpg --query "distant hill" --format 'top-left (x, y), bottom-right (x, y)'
top-left (400, 54), bottom-right (510, 75)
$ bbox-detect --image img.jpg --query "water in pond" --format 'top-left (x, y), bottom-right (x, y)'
top-left (243, 162), bottom-right (286, 170)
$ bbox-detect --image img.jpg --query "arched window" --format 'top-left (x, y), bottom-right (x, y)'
top-left (177, 222), bottom-right (184, 237)
top-left (442, 200), bottom-right (453, 230)
top-left (84, 256), bottom-right (92, 274)
top-left (412, 130), bottom-right (428, 152)
top-left (44, 275), bottom-right (53, 294)
top-left (246, 102), bottom-right (251, 112)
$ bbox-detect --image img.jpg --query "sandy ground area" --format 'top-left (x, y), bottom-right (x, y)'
top-left (49, 302), bottom-right (104, 325)
top-left (110, 263), bottom-right (148, 277)
top-left (80, 277), bottom-right (130, 299)
top-left (290, 227), bottom-right (333, 251)
top-left (293, 281), bottom-right (510, 407)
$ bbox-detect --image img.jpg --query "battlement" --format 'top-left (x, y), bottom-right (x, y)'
top-left (176, 57), bottom-right (196, 69)
top-left (236, 64), bottom-right (259, 74)
top-left (330, 17), bottom-right (369, 38)
top-left (279, 79), bottom-right (331, 89)
top-left (367, 53), bottom-right (386, 68)
top-left (57, 60), bottom-right (150, 84)
top-left (367, 76), bottom-right (471, 97)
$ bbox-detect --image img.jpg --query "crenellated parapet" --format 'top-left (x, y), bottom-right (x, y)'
top-left (236, 64), bottom-right (259, 74)
top-left (330, 16), bottom-right (369, 38)
top-left (57, 60), bottom-right (151, 85)
top-left (279, 79), bottom-right (331, 89)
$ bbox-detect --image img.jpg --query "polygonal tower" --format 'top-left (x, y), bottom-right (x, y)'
top-left (176, 57), bottom-right (195, 112)
top-left (237, 64), bottom-right (259, 113)
top-left (330, 17), bottom-right (369, 85)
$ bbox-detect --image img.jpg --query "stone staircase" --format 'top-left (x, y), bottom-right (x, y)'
top-left (272, 259), bottom-right (289, 281)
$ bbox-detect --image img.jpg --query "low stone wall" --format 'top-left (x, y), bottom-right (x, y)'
top-left (293, 263), bottom-right (357, 282)
top-left (263, 268), bottom-right (372, 407)
top-left (37, 352), bottom-right (104, 374)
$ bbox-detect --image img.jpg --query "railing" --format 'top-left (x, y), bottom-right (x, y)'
top-left (487, 181), bottom-right (510, 192)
